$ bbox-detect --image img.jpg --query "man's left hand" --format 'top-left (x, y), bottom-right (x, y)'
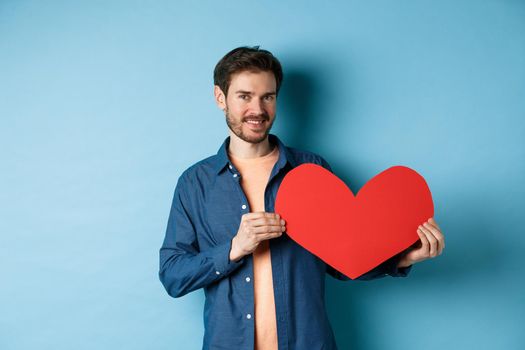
top-left (397, 217), bottom-right (445, 268)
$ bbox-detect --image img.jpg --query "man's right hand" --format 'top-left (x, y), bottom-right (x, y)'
top-left (229, 212), bottom-right (286, 262)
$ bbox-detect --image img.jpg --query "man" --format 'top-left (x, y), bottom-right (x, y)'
top-left (159, 46), bottom-right (445, 350)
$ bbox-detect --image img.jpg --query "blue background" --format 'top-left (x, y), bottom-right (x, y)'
top-left (1, 1), bottom-right (524, 349)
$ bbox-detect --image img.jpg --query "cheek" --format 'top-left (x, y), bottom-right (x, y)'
top-left (231, 104), bottom-right (249, 116)
top-left (225, 99), bottom-right (244, 113)
top-left (265, 103), bottom-right (277, 115)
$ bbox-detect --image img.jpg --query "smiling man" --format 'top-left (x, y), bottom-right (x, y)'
top-left (159, 46), bottom-right (445, 350)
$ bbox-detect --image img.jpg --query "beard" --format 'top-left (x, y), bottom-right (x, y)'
top-left (225, 107), bottom-right (275, 144)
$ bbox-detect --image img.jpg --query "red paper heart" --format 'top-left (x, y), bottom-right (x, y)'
top-left (275, 164), bottom-right (434, 279)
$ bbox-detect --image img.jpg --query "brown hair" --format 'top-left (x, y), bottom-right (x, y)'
top-left (213, 46), bottom-right (283, 97)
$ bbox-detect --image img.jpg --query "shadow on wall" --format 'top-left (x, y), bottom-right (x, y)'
top-left (277, 69), bottom-right (321, 151)
top-left (278, 65), bottom-right (506, 349)
top-left (276, 53), bottom-right (347, 153)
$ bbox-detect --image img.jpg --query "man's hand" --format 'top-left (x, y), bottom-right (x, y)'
top-left (229, 212), bottom-right (286, 262)
top-left (397, 217), bottom-right (445, 268)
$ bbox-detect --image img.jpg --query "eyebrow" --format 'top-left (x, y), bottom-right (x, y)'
top-left (234, 90), bottom-right (276, 96)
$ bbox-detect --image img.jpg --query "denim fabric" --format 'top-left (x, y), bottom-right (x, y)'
top-left (159, 134), bottom-right (411, 350)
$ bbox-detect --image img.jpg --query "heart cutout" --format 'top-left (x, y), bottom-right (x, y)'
top-left (275, 164), bottom-right (434, 279)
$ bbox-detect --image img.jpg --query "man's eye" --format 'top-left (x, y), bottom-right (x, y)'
top-left (264, 95), bottom-right (275, 101)
top-left (239, 95), bottom-right (249, 100)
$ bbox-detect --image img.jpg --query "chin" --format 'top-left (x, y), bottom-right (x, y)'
top-left (240, 131), bottom-right (269, 144)
top-left (243, 135), bottom-right (268, 144)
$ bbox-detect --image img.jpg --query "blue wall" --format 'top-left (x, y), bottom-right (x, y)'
top-left (1, 1), bottom-right (524, 349)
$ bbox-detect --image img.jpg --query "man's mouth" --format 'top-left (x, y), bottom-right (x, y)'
top-left (245, 119), bottom-right (265, 125)
top-left (243, 118), bottom-right (268, 132)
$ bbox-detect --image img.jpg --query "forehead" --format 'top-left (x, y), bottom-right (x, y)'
top-left (228, 70), bottom-right (276, 93)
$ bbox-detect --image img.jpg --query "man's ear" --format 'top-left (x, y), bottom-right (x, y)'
top-left (214, 85), bottom-right (227, 110)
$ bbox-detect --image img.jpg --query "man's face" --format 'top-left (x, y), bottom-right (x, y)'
top-left (215, 70), bottom-right (277, 144)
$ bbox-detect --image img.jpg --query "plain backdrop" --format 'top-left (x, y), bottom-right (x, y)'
top-left (1, 1), bottom-right (524, 349)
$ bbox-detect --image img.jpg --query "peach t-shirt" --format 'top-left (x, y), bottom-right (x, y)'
top-left (229, 145), bottom-right (280, 350)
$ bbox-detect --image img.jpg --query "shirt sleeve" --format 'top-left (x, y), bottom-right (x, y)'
top-left (325, 253), bottom-right (412, 281)
top-left (315, 155), bottom-right (413, 281)
top-left (159, 174), bottom-right (245, 298)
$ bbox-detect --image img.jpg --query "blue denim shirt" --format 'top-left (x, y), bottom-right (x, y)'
top-left (159, 134), bottom-right (411, 350)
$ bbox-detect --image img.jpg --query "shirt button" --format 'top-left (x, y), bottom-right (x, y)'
top-left (229, 164), bottom-right (233, 169)
top-left (233, 173), bottom-right (238, 178)
top-left (215, 271), bottom-right (220, 275)
top-left (246, 313), bottom-right (252, 319)
top-left (241, 204), bottom-right (247, 210)
top-left (245, 276), bottom-right (251, 282)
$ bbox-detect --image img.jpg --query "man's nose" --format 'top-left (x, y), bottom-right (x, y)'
top-left (249, 98), bottom-right (264, 114)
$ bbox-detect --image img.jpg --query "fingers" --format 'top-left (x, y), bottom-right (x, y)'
top-left (428, 217), bottom-right (442, 231)
top-left (424, 218), bottom-right (445, 253)
top-left (418, 224), bottom-right (438, 257)
top-left (417, 229), bottom-right (430, 256)
top-left (423, 224), bottom-right (444, 254)
top-left (426, 219), bottom-right (445, 251)
top-left (243, 211), bottom-right (279, 221)
top-left (241, 212), bottom-right (286, 243)
top-left (257, 230), bottom-right (285, 241)
top-left (244, 212), bottom-right (285, 230)
top-left (252, 225), bottom-right (285, 235)
top-left (251, 215), bottom-right (285, 228)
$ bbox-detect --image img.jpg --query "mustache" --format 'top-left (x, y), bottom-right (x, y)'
top-left (243, 113), bottom-right (270, 122)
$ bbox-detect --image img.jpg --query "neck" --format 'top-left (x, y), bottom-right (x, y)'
top-left (228, 131), bottom-right (273, 159)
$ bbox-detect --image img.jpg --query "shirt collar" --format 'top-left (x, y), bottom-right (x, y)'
top-left (213, 133), bottom-right (297, 174)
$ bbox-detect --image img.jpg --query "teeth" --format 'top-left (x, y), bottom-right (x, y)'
top-left (246, 120), bottom-right (263, 124)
